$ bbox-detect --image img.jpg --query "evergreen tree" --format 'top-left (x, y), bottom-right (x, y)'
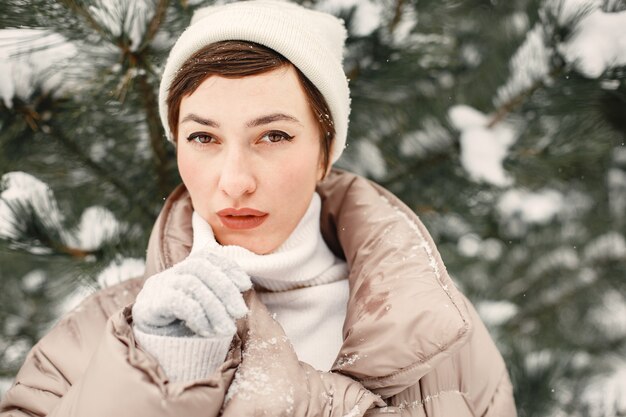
top-left (1, 0), bottom-right (625, 415)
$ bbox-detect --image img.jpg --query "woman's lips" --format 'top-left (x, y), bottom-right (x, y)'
top-left (217, 208), bottom-right (268, 230)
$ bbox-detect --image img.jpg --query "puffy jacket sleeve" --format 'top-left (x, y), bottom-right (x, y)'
top-left (0, 282), bottom-right (239, 417)
top-left (1, 283), bottom-right (384, 417)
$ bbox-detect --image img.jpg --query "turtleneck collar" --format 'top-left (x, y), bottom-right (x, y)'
top-left (190, 192), bottom-right (346, 292)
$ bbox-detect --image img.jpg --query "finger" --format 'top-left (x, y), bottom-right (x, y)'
top-left (201, 270), bottom-right (249, 320)
top-left (204, 253), bottom-right (253, 292)
top-left (133, 279), bottom-right (195, 329)
top-left (166, 273), bottom-right (237, 337)
top-left (179, 259), bottom-right (249, 319)
top-left (183, 253), bottom-right (252, 292)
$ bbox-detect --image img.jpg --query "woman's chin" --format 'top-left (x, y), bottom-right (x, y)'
top-left (216, 233), bottom-right (279, 255)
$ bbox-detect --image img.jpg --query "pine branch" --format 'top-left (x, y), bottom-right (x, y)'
top-left (389, 0), bottom-right (407, 35)
top-left (40, 238), bottom-right (94, 259)
top-left (0, 197), bottom-right (92, 259)
top-left (505, 275), bottom-right (599, 330)
top-left (58, 0), bottom-right (108, 39)
top-left (100, 0), bottom-right (174, 198)
top-left (578, 336), bottom-right (626, 356)
top-left (45, 118), bottom-right (155, 218)
top-left (487, 65), bottom-right (564, 128)
top-left (378, 152), bottom-right (453, 189)
top-left (142, 0), bottom-right (170, 48)
top-left (136, 73), bottom-right (171, 198)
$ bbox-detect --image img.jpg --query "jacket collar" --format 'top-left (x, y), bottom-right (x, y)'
top-left (144, 169), bottom-right (473, 397)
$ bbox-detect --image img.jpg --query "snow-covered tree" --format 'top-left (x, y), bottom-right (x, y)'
top-left (1, 0), bottom-right (625, 415)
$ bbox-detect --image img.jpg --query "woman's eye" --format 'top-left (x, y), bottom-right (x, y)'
top-left (260, 131), bottom-right (294, 144)
top-left (186, 133), bottom-right (214, 144)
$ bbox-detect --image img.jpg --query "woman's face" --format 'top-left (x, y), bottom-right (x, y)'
top-left (177, 65), bottom-right (325, 255)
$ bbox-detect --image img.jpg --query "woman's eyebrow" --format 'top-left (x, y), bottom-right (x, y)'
top-left (246, 113), bottom-right (302, 127)
top-left (179, 112), bottom-right (302, 128)
top-left (180, 113), bottom-right (219, 127)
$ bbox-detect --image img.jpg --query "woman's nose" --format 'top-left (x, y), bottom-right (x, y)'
top-left (217, 147), bottom-right (256, 199)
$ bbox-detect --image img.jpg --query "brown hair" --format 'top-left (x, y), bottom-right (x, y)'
top-left (166, 40), bottom-right (334, 171)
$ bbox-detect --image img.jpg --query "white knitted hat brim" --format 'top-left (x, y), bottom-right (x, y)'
top-left (158, 0), bottom-right (350, 164)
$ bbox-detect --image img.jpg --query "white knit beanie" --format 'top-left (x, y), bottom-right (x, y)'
top-left (158, 0), bottom-right (350, 164)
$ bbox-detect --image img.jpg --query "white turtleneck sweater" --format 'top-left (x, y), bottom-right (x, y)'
top-left (135, 193), bottom-right (349, 382)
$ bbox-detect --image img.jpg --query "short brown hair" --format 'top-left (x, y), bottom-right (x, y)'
top-left (166, 40), bottom-right (334, 171)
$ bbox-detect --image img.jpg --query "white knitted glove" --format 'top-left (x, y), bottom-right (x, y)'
top-left (133, 253), bottom-right (252, 337)
top-left (131, 253), bottom-right (252, 382)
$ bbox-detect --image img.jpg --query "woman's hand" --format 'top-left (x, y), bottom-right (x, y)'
top-left (133, 252), bottom-right (252, 338)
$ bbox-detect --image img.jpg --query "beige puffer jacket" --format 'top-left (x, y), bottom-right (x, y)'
top-left (0, 170), bottom-right (516, 417)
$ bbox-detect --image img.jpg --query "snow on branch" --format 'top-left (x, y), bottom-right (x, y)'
top-left (65, 206), bottom-right (124, 252)
top-left (399, 117), bottom-right (454, 159)
top-left (0, 29), bottom-right (77, 108)
top-left (448, 105), bottom-right (518, 186)
top-left (57, 256), bottom-right (146, 315)
top-left (452, 0), bottom-right (626, 187)
top-left (590, 290), bottom-right (626, 337)
top-left (0, 172), bottom-right (125, 257)
top-left (526, 247), bottom-right (580, 279)
top-left (494, 24), bottom-right (553, 109)
top-left (314, 0), bottom-right (383, 37)
top-left (497, 188), bottom-right (564, 225)
top-left (88, 0), bottom-right (156, 52)
top-left (558, 6), bottom-right (626, 77)
top-left (608, 167), bottom-right (626, 222)
top-left (490, 0), bottom-right (626, 126)
top-left (583, 231), bottom-right (626, 262)
top-left (477, 300), bottom-right (519, 327)
top-left (340, 140), bottom-right (388, 180)
top-left (582, 356), bottom-right (626, 417)
top-left (96, 256), bottom-right (145, 288)
top-left (545, 0), bottom-right (601, 26)
top-left (0, 172), bottom-right (65, 253)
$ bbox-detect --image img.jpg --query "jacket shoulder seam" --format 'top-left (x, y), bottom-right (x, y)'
top-left (356, 179), bottom-right (472, 386)
top-left (369, 180), bottom-right (471, 324)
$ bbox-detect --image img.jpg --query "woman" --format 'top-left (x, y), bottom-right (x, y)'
top-left (0, 1), bottom-right (516, 416)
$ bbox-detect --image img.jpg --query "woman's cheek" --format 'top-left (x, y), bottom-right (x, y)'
top-left (178, 148), bottom-right (207, 197)
top-left (177, 151), bottom-right (193, 185)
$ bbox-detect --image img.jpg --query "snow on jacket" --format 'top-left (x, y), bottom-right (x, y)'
top-left (0, 169), bottom-right (517, 416)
